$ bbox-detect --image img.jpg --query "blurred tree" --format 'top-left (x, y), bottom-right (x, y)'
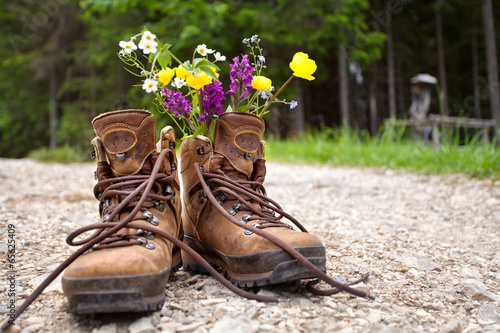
top-left (435, 0), bottom-right (449, 115)
top-left (481, 0), bottom-right (500, 128)
top-left (6, 0), bottom-right (498, 157)
top-left (0, 0), bottom-right (87, 157)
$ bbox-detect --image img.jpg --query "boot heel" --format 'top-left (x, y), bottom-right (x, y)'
top-left (181, 249), bottom-right (216, 274)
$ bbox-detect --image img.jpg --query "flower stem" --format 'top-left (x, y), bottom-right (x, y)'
top-left (259, 75), bottom-right (295, 117)
top-left (150, 51), bottom-right (162, 74)
top-left (246, 90), bottom-right (260, 113)
top-left (167, 49), bottom-right (185, 67)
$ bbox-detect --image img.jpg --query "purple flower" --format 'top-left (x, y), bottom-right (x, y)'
top-left (227, 54), bottom-right (254, 110)
top-left (200, 81), bottom-right (226, 129)
top-left (161, 88), bottom-right (191, 119)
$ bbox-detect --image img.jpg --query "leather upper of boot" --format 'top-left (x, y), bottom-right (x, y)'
top-left (180, 112), bottom-right (323, 256)
top-left (213, 112), bottom-right (264, 179)
top-left (92, 109), bottom-right (157, 176)
top-left (64, 110), bottom-right (182, 279)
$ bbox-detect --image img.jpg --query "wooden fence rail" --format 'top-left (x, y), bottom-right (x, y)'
top-left (384, 114), bottom-right (497, 145)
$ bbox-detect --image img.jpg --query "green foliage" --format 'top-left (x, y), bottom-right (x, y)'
top-left (8, 0), bottom-right (495, 161)
top-left (266, 127), bottom-right (500, 182)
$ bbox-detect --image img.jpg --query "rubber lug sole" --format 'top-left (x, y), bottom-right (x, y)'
top-left (62, 252), bottom-right (181, 314)
top-left (182, 236), bottom-right (326, 288)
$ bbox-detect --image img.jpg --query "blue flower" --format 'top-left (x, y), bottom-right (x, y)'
top-left (290, 100), bottom-right (298, 109)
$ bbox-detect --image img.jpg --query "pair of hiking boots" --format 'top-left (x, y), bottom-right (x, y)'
top-left (60, 109), bottom-right (368, 313)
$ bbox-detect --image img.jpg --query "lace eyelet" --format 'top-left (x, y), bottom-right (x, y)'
top-left (116, 153), bottom-right (126, 162)
top-left (143, 211), bottom-right (159, 226)
top-left (164, 185), bottom-right (173, 196)
top-left (152, 200), bottom-right (165, 212)
top-left (198, 191), bottom-right (206, 204)
top-left (244, 222), bottom-right (261, 235)
top-left (151, 216), bottom-right (159, 226)
top-left (146, 242), bottom-right (156, 250)
top-left (218, 192), bottom-right (228, 205)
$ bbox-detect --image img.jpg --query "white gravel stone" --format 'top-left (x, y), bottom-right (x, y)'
top-left (128, 317), bottom-right (155, 333)
top-left (438, 319), bottom-right (463, 333)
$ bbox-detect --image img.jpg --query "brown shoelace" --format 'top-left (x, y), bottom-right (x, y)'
top-left (1, 150), bottom-right (372, 331)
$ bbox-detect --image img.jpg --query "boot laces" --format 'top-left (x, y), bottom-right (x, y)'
top-left (200, 171), bottom-right (298, 233)
top-left (66, 157), bottom-right (176, 251)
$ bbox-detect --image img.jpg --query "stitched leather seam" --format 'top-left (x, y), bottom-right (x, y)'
top-left (234, 130), bottom-right (260, 153)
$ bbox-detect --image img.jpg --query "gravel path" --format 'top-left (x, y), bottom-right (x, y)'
top-left (0, 158), bottom-right (499, 333)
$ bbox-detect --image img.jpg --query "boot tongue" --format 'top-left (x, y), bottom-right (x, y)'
top-left (92, 110), bottom-right (156, 176)
top-left (213, 112), bottom-right (265, 180)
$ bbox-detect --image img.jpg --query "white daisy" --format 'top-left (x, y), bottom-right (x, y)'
top-left (138, 39), bottom-right (158, 54)
top-left (214, 52), bottom-right (226, 61)
top-left (142, 79), bottom-right (158, 93)
top-left (141, 31), bottom-right (157, 42)
top-left (171, 77), bottom-right (186, 89)
top-left (196, 44), bottom-right (214, 56)
top-left (119, 40), bottom-right (137, 54)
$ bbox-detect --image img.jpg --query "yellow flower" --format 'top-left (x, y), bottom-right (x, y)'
top-left (252, 76), bottom-right (272, 91)
top-left (289, 52), bottom-right (317, 81)
top-left (158, 68), bottom-right (175, 85)
top-left (186, 71), bottom-right (213, 90)
top-left (175, 66), bottom-right (190, 79)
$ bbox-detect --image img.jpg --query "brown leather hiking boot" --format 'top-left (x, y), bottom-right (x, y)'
top-left (61, 109), bottom-right (183, 313)
top-left (179, 112), bottom-right (327, 287)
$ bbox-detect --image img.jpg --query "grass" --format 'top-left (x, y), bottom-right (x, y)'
top-left (28, 146), bottom-right (90, 164)
top-left (265, 126), bottom-right (500, 182)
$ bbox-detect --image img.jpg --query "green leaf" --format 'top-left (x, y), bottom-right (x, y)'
top-left (148, 51), bottom-right (157, 63)
top-left (237, 104), bottom-right (249, 112)
top-left (199, 66), bottom-right (219, 81)
top-left (193, 58), bottom-right (219, 71)
top-left (191, 125), bottom-right (204, 138)
top-left (208, 116), bottom-right (218, 143)
top-left (183, 60), bottom-right (193, 70)
top-left (157, 51), bottom-right (172, 69)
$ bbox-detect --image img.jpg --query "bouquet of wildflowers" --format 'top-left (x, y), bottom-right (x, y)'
top-left (118, 31), bottom-right (317, 139)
